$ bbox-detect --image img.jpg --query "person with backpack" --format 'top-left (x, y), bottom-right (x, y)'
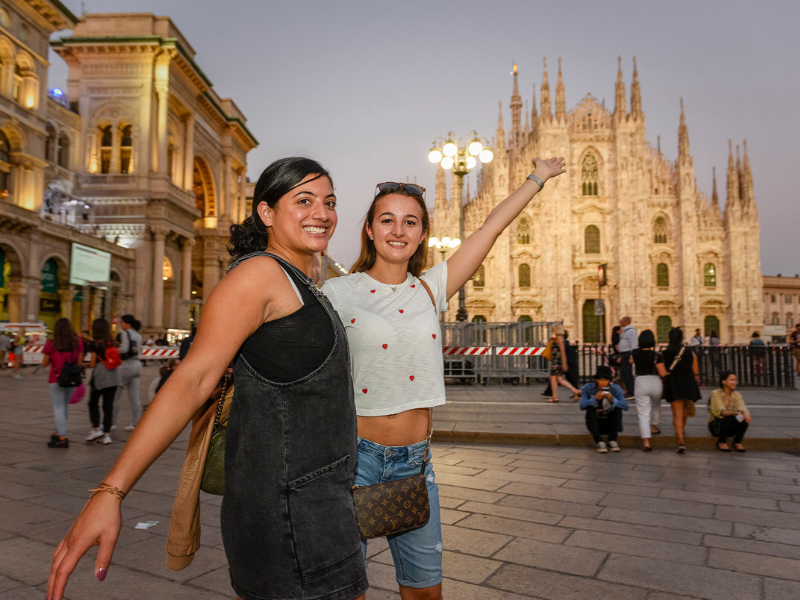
top-left (41, 318), bottom-right (84, 449)
top-left (83, 318), bottom-right (121, 445)
top-left (113, 315), bottom-right (143, 431)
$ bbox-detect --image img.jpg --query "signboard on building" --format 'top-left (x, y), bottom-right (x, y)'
top-left (40, 259), bottom-right (58, 293)
top-left (69, 243), bottom-right (111, 286)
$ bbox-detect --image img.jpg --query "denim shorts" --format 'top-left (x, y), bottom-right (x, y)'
top-left (355, 436), bottom-right (443, 589)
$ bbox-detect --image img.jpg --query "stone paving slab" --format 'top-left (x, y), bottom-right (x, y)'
top-left (3, 367), bottom-right (800, 597)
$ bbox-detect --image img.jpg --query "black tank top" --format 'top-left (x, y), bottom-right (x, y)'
top-left (239, 265), bottom-right (335, 383)
top-left (632, 348), bottom-right (663, 376)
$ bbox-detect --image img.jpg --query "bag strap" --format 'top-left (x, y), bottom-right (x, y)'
top-left (668, 346), bottom-right (685, 373)
top-left (212, 374), bottom-right (233, 432)
top-left (416, 278), bottom-right (436, 475)
top-left (418, 279), bottom-right (436, 312)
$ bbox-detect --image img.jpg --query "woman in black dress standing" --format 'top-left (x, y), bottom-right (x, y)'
top-left (662, 327), bottom-right (702, 454)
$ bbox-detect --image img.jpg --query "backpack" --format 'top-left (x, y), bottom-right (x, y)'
top-left (101, 344), bottom-right (122, 370)
top-left (118, 330), bottom-right (139, 360)
top-left (57, 349), bottom-right (84, 388)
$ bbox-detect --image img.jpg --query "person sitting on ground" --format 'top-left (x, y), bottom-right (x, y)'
top-left (708, 370), bottom-right (751, 452)
top-left (579, 365), bottom-right (629, 453)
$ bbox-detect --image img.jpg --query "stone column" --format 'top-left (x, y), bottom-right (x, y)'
top-left (239, 170), bottom-right (247, 221)
top-left (58, 286), bottom-right (73, 322)
top-left (156, 87), bottom-right (169, 176)
top-left (6, 279), bottom-right (22, 322)
top-left (183, 114), bottom-right (195, 192)
top-left (181, 238), bottom-right (194, 300)
top-left (152, 227), bottom-right (168, 328)
top-left (222, 154), bottom-right (232, 220)
top-left (111, 126), bottom-right (120, 174)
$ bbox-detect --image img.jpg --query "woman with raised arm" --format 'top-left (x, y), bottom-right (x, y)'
top-left (322, 157), bottom-right (565, 600)
top-left (48, 157), bottom-right (368, 600)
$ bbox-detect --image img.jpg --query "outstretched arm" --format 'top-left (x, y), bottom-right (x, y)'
top-left (444, 157), bottom-right (566, 299)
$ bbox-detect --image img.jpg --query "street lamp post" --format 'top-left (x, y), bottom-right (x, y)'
top-left (428, 132), bottom-right (493, 321)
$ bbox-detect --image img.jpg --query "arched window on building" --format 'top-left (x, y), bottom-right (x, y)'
top-left (656, 263), bottom-right (669, 287)
top-left (167, 142), bottom-right (175, 181)
top-left (120, 125), bottom-right (132, 174)
top-left (656, 316), bottom-right (672, 344)
top-left (704, 263), bottom-right (717, 287)
top-left (771, 313), bottom-right (780, 326)
top-left (57, 133), bottom-right (69, 169)
top-left (704, 316), bottom-right (720, 338)
top-left (788, 315), bottom-right (794, 328)
top-left (99, 125), bottom-right (112, 174)
top-left (472, 315), bottom-right (487, 322)
top-left (518, 263), bottom-right (531, 288)
top-left (582, 299), bottom-right (605, 343)
top-left (581, 154), bottom-right (598, 196)
top-left (584, 225), bottom-right (600, 254)
top-left (654, 217), bottom-right (668, 244)
top-left (45, 124), bottom-right (56, 162)
top-left (12, 65), bottom-right (21, 102)
top-left (518, 315), bottom-right (532, 322)
top-left (0, 130), bottom-right (10, 195)
top-left (516, 217), bottom-right (530, 244)
top-left (473, 265), bottom-right (485, 289)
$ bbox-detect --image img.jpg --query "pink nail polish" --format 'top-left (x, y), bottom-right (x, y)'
top-left (96, 567), bottom-right (107, 582)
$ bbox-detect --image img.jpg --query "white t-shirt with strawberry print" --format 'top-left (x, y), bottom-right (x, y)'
top-left (321, 262), bottom-right (448, 416)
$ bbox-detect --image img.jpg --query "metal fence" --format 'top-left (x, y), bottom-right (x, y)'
top-left (440, 321), bottom-right (556, 384)
top-left (575, 344), bottom-right (796, 389)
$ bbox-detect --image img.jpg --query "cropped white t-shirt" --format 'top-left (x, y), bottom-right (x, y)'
top-left (321, 262), bottom-right (448, 416)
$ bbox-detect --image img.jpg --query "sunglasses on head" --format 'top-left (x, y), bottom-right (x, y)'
top-left (375, 182), bottom-right (426, 198)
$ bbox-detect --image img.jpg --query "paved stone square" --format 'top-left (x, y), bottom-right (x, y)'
top-left (2, 366), bottom-right (800, 599)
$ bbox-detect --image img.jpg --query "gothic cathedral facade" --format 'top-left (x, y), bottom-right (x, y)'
top-left (431, 59), bottom-right (762, 344)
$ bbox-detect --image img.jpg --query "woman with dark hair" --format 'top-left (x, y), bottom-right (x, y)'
top-left (83, 318), bottom-right (121, 446)
top-left (662, 327), bottom-right (702, 453)
top-left (113, 314), bottom-right (143, 431)
top-left (41, 318), bottom-right (83, 448)
top-left (708, 371), bottom-right (751, 451)
top-left (322, 157), bottom-right (565, 599)
top-left (48, 157), bottom-right (368, 600)
top-left (630, 329), bottom-right (667, 451)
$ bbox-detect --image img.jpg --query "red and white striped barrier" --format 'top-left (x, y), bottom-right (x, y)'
top-left (442, 346), bottom-right (545, 356)
top-left (141, 348), bottom-right (180, 359)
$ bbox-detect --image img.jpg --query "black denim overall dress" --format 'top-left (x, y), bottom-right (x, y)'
top-left (221, 252), bottom-right (367, 600)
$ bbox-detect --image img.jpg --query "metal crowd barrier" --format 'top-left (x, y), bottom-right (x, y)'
top-left (440, 321), bottom-right (557, 385)
top-left (575, 343), bottom-right (796, 389)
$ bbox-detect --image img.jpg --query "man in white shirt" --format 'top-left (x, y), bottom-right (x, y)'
top-left (617, 316), bottom-right (638, 398)
top-left (690, 329), bottom-right (704, 346)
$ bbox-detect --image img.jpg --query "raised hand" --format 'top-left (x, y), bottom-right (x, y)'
top-left (532, 156), bottom-right (566, 182)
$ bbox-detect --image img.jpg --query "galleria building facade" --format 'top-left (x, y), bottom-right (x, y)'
top-left (430, 59), bottom-right (763, 344)
top-left (0, 4), bottom-right (257, 333)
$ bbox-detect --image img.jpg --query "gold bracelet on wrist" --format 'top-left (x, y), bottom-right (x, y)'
top-left (88, 483), bottom-right (126, 501)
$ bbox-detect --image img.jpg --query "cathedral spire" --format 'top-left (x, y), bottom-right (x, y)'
top-left (614, 56), bottom-right (626, 120)
top-left (496, 100), bottom-right (506, 153)
top-left (712, 166), bottom-right (719, 207)
top-left (555, 57), bottom-right (566, 122)
top-left (630, 56), bottom-right (642, 121)
top-left (524, 101), bottom-right (530, 135)
top-left (540, 57), bottom-right (551, 123)
top-left (742, 139), bottom-right (754, 203)
top-left (510, 63), bottom-right (522, 147)
top-left (726, 139), bottom-right (739, 206)
top-left (531, 84), bottom-right (538, 120)
top-left (678, 98), bottom-right (690, 158)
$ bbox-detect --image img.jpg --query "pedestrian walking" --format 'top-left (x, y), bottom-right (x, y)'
top-left (12, 327), bottom-right (25, 378)
top-left (113, 314), bottom-right (143, 430)
top-left (708, 371), bottom-right (752, 452)
top-left (690, 329), bottom-right (704, 347)
top-left (789, 324), bottom-right (800, 376)
top-left (541, 330), bottom-right (579, 397)
top-left (709, 330), bottom-right (721, 347)
top-left (617, 317), bottom-right (638, 398)
top-left (0, 330), bottom-right (10, 369)
top-left (41, 318), bottom-right (84, 449)
top-left (630, 329), bottom-right (667, 452)
top-left (83, 318), bottom-right (121, 446)
top-left (322, 156), bottom-right (566, 600)
top-left (47, 157), bottom-right (368, 600)
top-left (749, 331), bottom-right (767, 379)
top-left (662, 327), bottom-right (702, 454)
top-left (579, 365), bottom-right (629, 453)
top-left (545, 323), bottom-right (581, 402)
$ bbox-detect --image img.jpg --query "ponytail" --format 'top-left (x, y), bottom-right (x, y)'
top-left (229, 215), bottom-right (270, 261)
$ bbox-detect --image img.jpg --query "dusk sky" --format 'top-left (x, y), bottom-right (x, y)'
top-left (51, 1), bottom-right (799, 275)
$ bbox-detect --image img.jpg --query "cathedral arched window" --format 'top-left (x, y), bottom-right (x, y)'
top-left (473, 265), bottom-right (485, 289)
top-left (12, 65), bottom-right (21, 102)
top-left (99, 125), bottom-right (112, 174)
top-left (45, 124), bottom-right (56, 162)
top-left (518, 264), bottom-right (531, 288)
top-left (57, 133), bottom-right (69, 169)
top-left (656, 263), bottom-right (669, 287)
top-left (120, 124), bottom-right (132, 174)
top-left (516, 217), bottom-right (530, 245)
top-left (704, 316), bottom-right (720, 338)
top-left (704, 263), bottom-right (717, 287)
top-left (581, 154), bottom-right (598, 196)
top-left (472, 315), bottom-right (487, 322)
top-left (584, 225), bottom-right (600, 254)
top-left (654, 217), bottom-right (668, 244)
top-left (656, 316), bottom-right (672, 344)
